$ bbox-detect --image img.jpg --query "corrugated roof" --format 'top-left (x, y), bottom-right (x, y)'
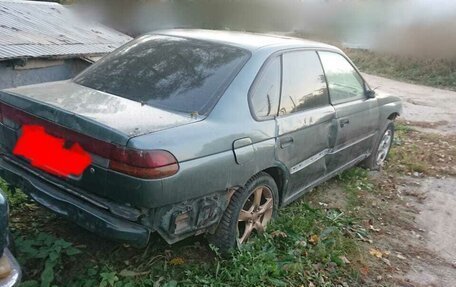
top-left (0, 0), bottom-right (132, 60)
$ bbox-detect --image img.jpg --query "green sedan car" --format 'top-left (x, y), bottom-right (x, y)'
top-left (0, 30), bottom-right (401, 253)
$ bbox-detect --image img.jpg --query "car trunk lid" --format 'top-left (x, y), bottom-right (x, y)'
top-left (0, 80), bottom-right (202, 146)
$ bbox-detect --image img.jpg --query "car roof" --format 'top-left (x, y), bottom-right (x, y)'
top-left (151, 29), bottom-right (338, 52)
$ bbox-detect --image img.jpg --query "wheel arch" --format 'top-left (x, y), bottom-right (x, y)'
top-left (387, 112), bottom-right (400, 120)
top-left (262, 165), bottom-right (289, 205)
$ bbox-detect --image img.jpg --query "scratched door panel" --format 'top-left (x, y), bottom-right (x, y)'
top-left (275, 106), bottom-right (336, 200)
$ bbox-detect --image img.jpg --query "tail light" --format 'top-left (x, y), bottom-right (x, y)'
top-left (0, 102), bottom-right (179, 179)
top-left (109, 149), bottom-right (179, 179)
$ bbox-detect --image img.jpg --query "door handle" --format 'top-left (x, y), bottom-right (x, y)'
top-left (280, 137), bottom-right (294, 148)
top-left (340, 119), bottom-right (350, 128)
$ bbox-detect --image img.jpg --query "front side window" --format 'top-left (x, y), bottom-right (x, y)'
top-left (74, 35), bottom-right (250, 115)
top-left (279, 51), bottom-right (328, 115)
top-left (250, 57), bottom-right (281, 119)
top-left (318, 51), bottom-right (365, 105)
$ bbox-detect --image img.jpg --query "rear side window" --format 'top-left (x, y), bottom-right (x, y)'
top-left (250, 57), bottom-right (281, 119)
top-left (318, 51), bottom-right (365, 105)
top-left (74, 35), bottom-right (250, 115)
top-left (279, 51), bottom-right (328, 115)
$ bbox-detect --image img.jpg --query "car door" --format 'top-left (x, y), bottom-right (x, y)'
top-left (274, 50), bottom-right (336, 203)
top-left (318, 51), bottom-right (380, 172)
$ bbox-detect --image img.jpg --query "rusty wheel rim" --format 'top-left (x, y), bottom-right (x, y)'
top-left (237, 185), bottom-right (274, 244)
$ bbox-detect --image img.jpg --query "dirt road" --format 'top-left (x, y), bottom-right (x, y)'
top-left (363, 74), bottom-right (456, 134)
top-left (364, 74), bottom-right (456, 286)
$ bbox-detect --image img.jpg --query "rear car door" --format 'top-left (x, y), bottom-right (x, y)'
top-left (274, 50), bottom-right (336, 203)
top-left (318, 51), bottom-right (380, 172)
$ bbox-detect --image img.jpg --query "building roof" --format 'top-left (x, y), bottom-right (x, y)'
top-left (156, 29), bottom-right (336, 52)
top-left (0, 0), bottom-right (132, 61)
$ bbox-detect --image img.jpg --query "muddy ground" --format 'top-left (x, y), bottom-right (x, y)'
top-left (348, 74), bottom-right (455, 286)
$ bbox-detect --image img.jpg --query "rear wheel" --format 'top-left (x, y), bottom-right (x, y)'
top-left (208, 172), bottom-right (279, 255)
top-left (362, 121), bottom-right (395, 170)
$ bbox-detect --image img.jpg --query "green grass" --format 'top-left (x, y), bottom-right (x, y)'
top-left (0, 178), bottom-right (28, 208)
top-left (344, 48), bottom-right (456, 91)
top-left (4, 180), bottom-right (370, 287)
top-left (18, 205), bottom-right (362, 287)
top-left (337, 168), bottom-right (374, 208)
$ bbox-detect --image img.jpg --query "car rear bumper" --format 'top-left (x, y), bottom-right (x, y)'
top-left (0, 248), bottom-right (21, 287)
top-left (0, 157), bottom-right (150, 248)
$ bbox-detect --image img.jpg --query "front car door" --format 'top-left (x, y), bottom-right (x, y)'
top-left (318, 51), bottom-right (380, 172)
top-left (274, 50), bottom-right (336, 203)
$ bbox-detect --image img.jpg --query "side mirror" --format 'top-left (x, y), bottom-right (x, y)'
top-left (366, 89), bottom-right (376, 98)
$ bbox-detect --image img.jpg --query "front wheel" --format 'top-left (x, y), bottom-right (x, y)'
top-left (362, 121), bottom-right (395, 170)
top-left (208, 172), bottom-right (279, 255)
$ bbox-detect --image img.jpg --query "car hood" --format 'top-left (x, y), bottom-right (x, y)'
top-left (0, 81), bottom-right (203, 145)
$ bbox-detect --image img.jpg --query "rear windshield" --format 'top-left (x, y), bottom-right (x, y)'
top-left (74, 35), bottom-right (250, 115)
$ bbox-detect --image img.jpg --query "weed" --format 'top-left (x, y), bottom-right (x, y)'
top-left (14, 231), bottom-right (81, 287)
top-left (395, 123), bottom-right (414, 133)
top-left (387, 123), bottom-right (456, 176)
top-left (0, 197), bottom-right (364, 287)
top-left (170, 203), bottom-right (360, 287)
top-left (0, 178), bottom-right (28, 208)
top-left (99, 271), bottom-right (120, 287)
top-left (345, 48), bottom-right (456, 91)
top-left (337, 168), bottom-right (374, 207)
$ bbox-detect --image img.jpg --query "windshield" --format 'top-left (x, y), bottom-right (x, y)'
top-left (74, 35), bottom-right (250, 114)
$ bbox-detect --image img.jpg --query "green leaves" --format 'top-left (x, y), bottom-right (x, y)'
top-left (163, 202), bottom-right (358, 287)
top-left (11, 200), bottom-right (361, 287)
top-left (41, 261), bottom-right (55, 287)
top-left (99, 272), bottom-right (119, 287)
top-left (0, 179), bottom-right (28, 208)
top-left (15, 231), bottom-right (81, 287)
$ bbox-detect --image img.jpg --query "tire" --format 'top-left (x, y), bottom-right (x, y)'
top-left (362, 121), bottom-right (395, 170)
top-left (208, 172), bottom-right (279, 255)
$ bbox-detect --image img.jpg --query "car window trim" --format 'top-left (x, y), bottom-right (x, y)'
top-left (316, 50), bottom-right (332, 106)
top-left (317, 50), bottom-right (369, 106)
top-left (247, 54), bottom-right (283, 121)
